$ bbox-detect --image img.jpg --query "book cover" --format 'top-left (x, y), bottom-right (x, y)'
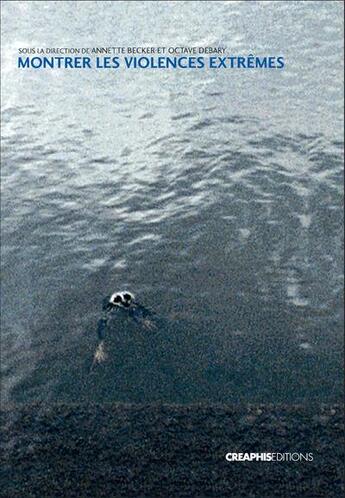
top-left (1, 1), bottom-right (344, 496)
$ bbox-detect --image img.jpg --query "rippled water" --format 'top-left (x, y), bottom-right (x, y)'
top-left (1, 1), bottom-right (344, 403)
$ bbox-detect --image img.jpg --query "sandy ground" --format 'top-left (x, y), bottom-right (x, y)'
top-left (1, 403), bottom-right (343, 497)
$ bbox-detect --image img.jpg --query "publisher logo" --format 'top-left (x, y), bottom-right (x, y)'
top-left (225, 452), bottom-right (313, 462)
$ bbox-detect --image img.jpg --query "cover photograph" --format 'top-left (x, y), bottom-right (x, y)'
top-left (1, 1), bottom-right (344, 497)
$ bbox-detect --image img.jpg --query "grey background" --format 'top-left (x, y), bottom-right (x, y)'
top-left (1, 1), bottom-right (344, 403)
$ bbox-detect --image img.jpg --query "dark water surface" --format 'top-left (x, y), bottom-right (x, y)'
top-left (1, 1), bottom-right (344, 403)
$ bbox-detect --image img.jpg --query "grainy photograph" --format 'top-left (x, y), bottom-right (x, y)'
top-left (1, 1), bottom-right (344, 497)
